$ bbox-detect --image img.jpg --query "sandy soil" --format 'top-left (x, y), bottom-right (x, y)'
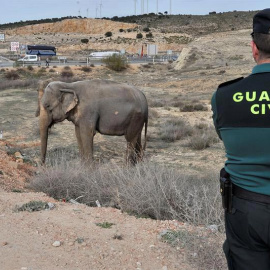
top-left (0, 186), bottom-right (195, 270)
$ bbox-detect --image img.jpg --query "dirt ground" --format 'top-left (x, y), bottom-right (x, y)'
top-left (0, 28), bottom-right (256, 269)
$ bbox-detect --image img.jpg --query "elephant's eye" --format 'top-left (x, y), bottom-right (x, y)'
top-left (44, 103), bottom-right (51, 110)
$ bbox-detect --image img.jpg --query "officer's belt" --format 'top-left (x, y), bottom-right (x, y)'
top-left (233, 184), bottom-right (270, 204)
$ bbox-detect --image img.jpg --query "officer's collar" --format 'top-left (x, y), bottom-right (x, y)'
top-left (252, 63), bottom-right (270, 74)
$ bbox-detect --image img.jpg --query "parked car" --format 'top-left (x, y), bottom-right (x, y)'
top-left (18, 55), bottom-right (38, 62)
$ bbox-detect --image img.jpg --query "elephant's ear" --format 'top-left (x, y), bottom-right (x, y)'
top-left (60, 89), bottom-right (78, 114)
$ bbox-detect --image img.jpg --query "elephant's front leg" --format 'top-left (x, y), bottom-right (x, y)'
top-left (78, 124), bottom-right (95, 162)
top-left (75, 125), bottom-right (84, 158)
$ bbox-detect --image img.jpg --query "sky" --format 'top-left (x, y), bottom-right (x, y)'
top-left (0, 0), bottom-right (269, 25)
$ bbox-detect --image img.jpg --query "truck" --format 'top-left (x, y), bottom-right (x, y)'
top-left (89, 51), bottom-right (120, 58)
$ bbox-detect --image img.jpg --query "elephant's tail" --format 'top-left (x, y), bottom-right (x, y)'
top-left (143, 117), bottom-right (148, 151)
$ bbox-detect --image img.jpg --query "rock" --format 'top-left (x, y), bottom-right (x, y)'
top-left (52, 241), bottom-right (61, 247)
top-left (2, 241), bottom-right (8, 246)
top-left (208, 224), bottom-right (218, 232)
top-left (47, 202), bottom-right (55, 210)
top-left (14, 152), bottom-right (23, 159)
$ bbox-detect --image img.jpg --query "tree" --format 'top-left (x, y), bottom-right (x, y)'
top-left (105, 31), bottom-right (112, 37)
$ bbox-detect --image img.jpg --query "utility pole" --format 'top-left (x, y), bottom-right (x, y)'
top-left (95, 4), bottom-right (99, 18)
top-left (147, 0), bottom-right (148, 13)
top-left (134, 0), bottom-right (137, 15)
top-left (170, 0), bottom-right (172, 15)
top-left (156, 0), bottom-right (158, 14)
top-left (99, 0), bottom-right (103, 18)
top-left (141, 0), bottom-right (144, 14)
top-left (87, 8), bottom-right (89, 18)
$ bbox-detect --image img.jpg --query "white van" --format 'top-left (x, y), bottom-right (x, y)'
top-left (18, 55), bottom-right (38, 62)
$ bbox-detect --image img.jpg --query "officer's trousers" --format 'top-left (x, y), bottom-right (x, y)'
top-left (224, 196), bottom-right (270, 270)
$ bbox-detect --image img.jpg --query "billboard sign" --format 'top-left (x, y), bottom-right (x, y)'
top-left (10, 42), bottom-right (20, 52)
top-left (0, 33), bottom-right (5, 42)
top-left (147, 44), bottom-right (158, 56)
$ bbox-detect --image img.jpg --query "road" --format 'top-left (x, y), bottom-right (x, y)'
top-left (0, 55), bottom-right (177, 68)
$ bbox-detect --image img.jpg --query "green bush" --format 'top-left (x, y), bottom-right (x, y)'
top-left (81, 38), bottom-right (89, 44)
top-left (136, 33), bottom-right (143, 39)
top-left (143, 27), bottom-right (150, 32)
top-left (105, 31), bottom-right (112, 37)
top-left (102, 54), bottom-right (128, 71)
top-left (146, 32), bottom-right (153, 38)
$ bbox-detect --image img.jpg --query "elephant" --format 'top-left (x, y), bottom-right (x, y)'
top-left (36, 79), bottom-right (148, 164)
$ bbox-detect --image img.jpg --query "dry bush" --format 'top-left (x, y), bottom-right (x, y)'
top-left (180, 103), bottom-right (208, 112)
top-left (80, 66), bottom-right (92, 72)
top-left (29, 156), bottom-right (223, 226)
top-left (160, 118), bottom-right (193, 142)
top-left (27, 65), bottom-right (34, 71)
top-left (5, 70), bottom-right (20, 80)
top-left (188, 125), bottom-right (220, 150)
top-left (61, 70), bottom-right (74, 78)
top-left (0, 79), bottom-right (39, 90)
top-left (148, 98), bottom-right (167, 107)
top-left (148, 108), bottom-right (159, 119)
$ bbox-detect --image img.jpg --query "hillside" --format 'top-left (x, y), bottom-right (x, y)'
top-left (0, 11), bottom-right (256, 56)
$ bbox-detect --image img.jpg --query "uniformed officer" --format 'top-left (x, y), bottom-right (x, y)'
top-left (212, 8), bottom-right (270, 270)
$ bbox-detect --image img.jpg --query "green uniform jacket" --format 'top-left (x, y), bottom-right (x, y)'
top-left (212, 63), bottom-right (270, 195)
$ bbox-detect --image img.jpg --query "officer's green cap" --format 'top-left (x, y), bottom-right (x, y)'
top-left (253, 8), bottom-right (270, 34)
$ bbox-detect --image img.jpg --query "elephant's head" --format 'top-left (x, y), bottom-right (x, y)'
top-left (36, 81), bottom-right (78, 163)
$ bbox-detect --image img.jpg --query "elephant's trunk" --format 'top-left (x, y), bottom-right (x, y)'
top-left (39, 105), bottom-right (50, 164)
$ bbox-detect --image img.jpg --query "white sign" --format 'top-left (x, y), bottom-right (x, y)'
top-left (0, 33), bottom-right (5, 42)
top-left (167, 50), bottom-right (173, 55)
top-left (147, 44), bottom-right (158, 56)
top-left (10, 42), bottom-right (20, 52)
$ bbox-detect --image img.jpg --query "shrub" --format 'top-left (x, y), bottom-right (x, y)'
top-left (102, 54), bottom-right (128, 71)
top-left (105, 31), bottom-right (112, 37)
top-left (146, 32), bottom-right (153, 38)
top-left (61, 70), bottom-right (74, 78)
top-left (80, 66), bottom-right (92, 72)
top-left (119, 29), bottom-right (124, 32)
top-left (5, 70), bottom-right (20, 80)
top-left (81, 38), bottom-right (89, 44)
top-left (29, 157), bottom-right (222, 226)
top-left (49, 68), bottom-right (55, 73)
top-left (16, 201), bottom-right (49, 212)
top-left (136, 33), bottom-right (143, 39)
top-left (27, 65), bottom-right (34, 71)
top-left (143, 27), bottom-right (150, 32)
top-left (180, 103), bottom-right (208, 112)
top-left (160, 118), bottom-right (193, 142)
top-left (187, 127), bottom-right (220, 150)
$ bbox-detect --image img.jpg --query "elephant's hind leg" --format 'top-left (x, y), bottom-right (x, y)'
top-left (126, 133), bottom-right (143, 165)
